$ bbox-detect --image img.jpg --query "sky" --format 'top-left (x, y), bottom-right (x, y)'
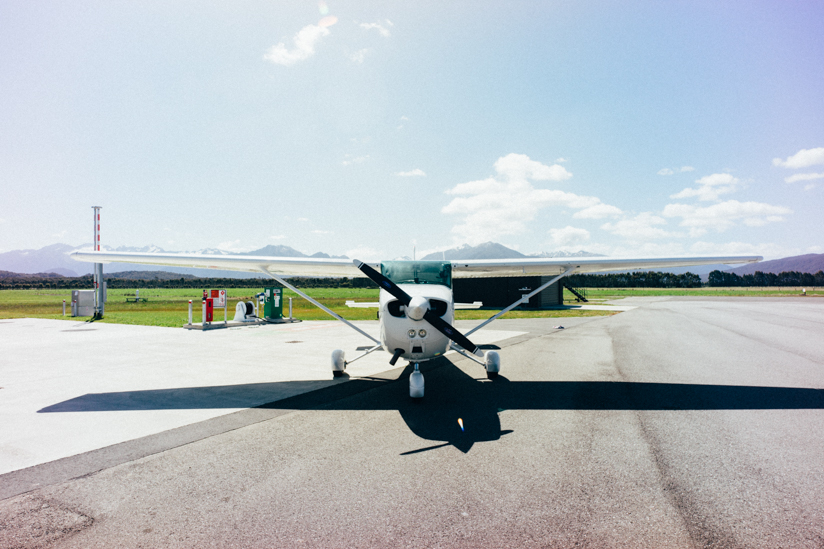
top-left (2, 1), bottom-right (823, 260)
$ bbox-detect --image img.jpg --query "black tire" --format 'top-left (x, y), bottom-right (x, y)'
top-left (333, 370), bottom-right (345, 377)
top-left (487, 371), bottom-right (498, 379)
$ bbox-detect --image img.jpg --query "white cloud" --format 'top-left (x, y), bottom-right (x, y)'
top-left (494, 153), bottom-right (572, 181)
top-left (772, 147), bottom-right (824, 169)
top-left (555, 157), bottom-right (568, 163)
top-left (360, 20), bottom-right (392, 37)
top-left (318, 16), bottom-right (338, 28)
top-left (662, 200), bottom-right (792, 236)
top-left (572, 203), bottom-right (623, 219)
top-left (297, 217), bottom-right (309, 222)
top-left (804, 183), bottom-right (817, 191)
top-left (549, 226), bottom-right (590, 247)
top-left (584, 241), bottom-right (688, 258)
top-left (395, 169), bottom-right (426, 177)
top-left (312, 230), bottom-right (333, 235)
top-left (269, 235), bottom-right (285, 240)
top-left (264, 23), bottom-right (332, 66)
top-left (349, 48), bottom-right (368, 63)
top-left (601, 213), bottom-right (679, 240)
top-left (342, 154), bottom-right (370, 166)
top-left (346, 246), bottom-right (382, 261)
top-left (659, 166), bottom-right (694, 175)
top-left (697, 173), bottom-right (738, 186)
top-left (442, 154), bottom-right (618, 245)
top-left (670, 173), bottom-right (740, 202)
top-left (688, 241), bottom-right (784, 258)
top-left (217, 240), bottom-right (251, 253)
top-left (784, 172), bottom-right (824, 184)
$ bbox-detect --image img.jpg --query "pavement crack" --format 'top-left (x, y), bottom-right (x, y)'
top-left (0, 494), bottom-right (94, 549)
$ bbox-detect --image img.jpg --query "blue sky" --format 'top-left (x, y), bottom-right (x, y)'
top-left (2, 1), bottom-right (822, 260)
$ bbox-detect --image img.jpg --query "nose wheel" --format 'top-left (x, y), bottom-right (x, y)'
top-left (409, 363), bottom-right (424, 398)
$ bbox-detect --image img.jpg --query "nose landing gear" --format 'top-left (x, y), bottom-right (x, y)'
top-left (409, 363), bottom-right (424, 398)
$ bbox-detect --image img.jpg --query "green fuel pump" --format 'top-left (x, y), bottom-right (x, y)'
top-left (263, 287), bottom-right (283, 320)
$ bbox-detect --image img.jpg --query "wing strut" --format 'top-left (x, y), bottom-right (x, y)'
top-left (259, 269), bottom-right (380, 345)
top-left (465, 266), bottom-right (578, 337)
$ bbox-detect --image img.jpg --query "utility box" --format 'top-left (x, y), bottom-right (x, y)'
top-left (263, 287), bottom-right (283, 320)
top-left (71, 290), bottom-right (95, 317)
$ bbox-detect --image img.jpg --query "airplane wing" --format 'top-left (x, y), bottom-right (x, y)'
top-left (449, 256), bottom-right (762, 278)
top-left (71, 251), bottom-right (373, 277)
top-left (72, 250), bottom-right (761, 278)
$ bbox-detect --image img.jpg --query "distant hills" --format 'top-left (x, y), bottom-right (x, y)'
top-left (727, 253), bottom-right (824, 276)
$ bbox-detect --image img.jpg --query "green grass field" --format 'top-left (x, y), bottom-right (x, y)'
top-left (0, 286), bottom-right (816, 328)
top-left (579, 287), bottom-right (822, 300)
top-left (0, 287), bottom-right (616, 327)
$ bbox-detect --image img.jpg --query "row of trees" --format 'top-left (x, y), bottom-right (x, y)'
top-left (3, 270), bottom-right (823, 291)
top-left (0, 274), bottom-right (379, 290)
top-left (567, 271), bottom-right (703, 288)
top-left (707, 270), bottom-right (824, 287)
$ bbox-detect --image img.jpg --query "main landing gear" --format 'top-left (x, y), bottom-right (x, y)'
top-left (331, 349), bottom-right (346, 377)
top-left (485, 350), bottom-right (500, 379)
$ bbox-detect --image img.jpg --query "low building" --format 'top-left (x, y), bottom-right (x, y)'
top-left (453, 276), bottom-right (562, 308)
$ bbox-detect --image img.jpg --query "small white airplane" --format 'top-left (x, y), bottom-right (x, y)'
top-left (72, 250), bottom-right (760, 398)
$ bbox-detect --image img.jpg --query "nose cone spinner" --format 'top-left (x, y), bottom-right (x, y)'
top-left (406, 295), bottom-right (429, 321)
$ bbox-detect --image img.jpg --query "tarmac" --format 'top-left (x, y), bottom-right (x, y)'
top-left (1, 297), bottom-right (823, 548)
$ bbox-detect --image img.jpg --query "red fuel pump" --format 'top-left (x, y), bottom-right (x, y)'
top-left (205, 298), bottom-right (214, 322)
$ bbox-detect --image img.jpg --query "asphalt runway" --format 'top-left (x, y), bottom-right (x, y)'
top-left (2, 297), bottom-right (824, 548)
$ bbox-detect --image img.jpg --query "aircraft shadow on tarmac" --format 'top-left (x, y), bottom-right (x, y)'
top-left (38, 359), bottom-right (824, 454)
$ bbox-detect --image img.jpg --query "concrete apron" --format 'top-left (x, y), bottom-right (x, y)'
top-left (0, 318), bottom-right (526, 475)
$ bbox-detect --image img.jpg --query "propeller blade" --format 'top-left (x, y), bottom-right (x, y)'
top-left (353, 260), bottom-right (411, 305)
top-left (353, 259), bottom-right (483, 357)
top-left (423, 309), bottom-right (482, 356)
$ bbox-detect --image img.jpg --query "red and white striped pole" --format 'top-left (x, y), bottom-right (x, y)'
top-left (92, 206), bottom-right (104, 318)
top-left (93, 206), bottom-right (101, 251)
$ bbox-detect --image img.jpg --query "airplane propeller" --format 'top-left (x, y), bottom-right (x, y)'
top-left (353, 260), bottom-right (483, 357)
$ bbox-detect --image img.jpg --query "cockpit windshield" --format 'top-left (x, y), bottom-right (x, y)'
top-left (380, 261), bottom-right (452, 288)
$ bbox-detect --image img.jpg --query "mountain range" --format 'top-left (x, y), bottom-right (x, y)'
top-left (727, 254), bottom-right (824, 276)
